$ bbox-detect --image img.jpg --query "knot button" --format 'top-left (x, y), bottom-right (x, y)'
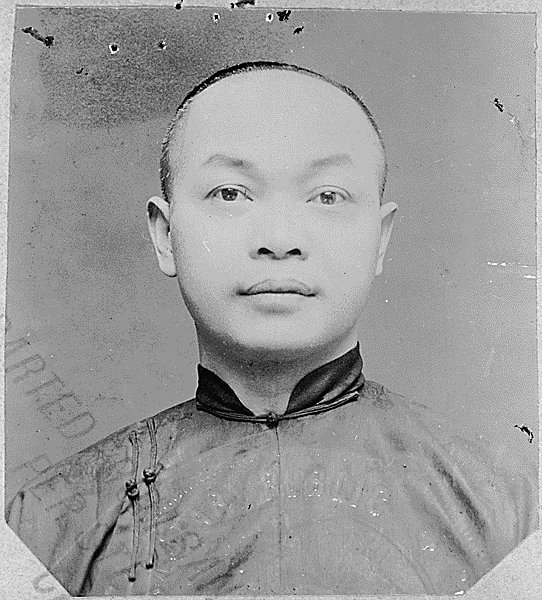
top-left (143, 468), bottom-right (157, 484)
top-left (125, 479), bottom-right (139, 499)
top-left (266, 411), bottom-right (280, 428)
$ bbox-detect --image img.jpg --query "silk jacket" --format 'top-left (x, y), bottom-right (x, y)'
top-left (6, 345), bottom-right (536, 596)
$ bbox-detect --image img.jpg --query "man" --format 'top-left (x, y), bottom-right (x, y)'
top-left (6, 61), bottom-right (536, 596)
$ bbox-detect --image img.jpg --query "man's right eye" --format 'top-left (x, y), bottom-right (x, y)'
top-left (209, 186), bottom-right (252, 202)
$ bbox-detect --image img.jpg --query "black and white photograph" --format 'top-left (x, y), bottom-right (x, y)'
top-left (1, 3), bottom-right (539, 598)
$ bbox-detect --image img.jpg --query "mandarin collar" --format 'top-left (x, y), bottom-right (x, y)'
top-left (195, 344), bottom-right (365, 426)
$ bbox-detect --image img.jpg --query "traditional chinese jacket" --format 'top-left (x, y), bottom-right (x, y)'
top-left (6, 345), bottom-right (536, 596)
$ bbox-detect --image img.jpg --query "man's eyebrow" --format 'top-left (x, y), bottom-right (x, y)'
top-left (199, 153), bottom-right (355, 174)
top-left (308, 154), bottom-right (354, 170)
top-left (200, 154), bottom-right (252, 170)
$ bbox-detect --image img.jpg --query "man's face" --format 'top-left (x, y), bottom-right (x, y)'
top-left (150, 70), bottom-right (396, 359)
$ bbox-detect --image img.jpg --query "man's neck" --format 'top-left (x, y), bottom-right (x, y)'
top-left (197, 333), bottom-right (359, 416)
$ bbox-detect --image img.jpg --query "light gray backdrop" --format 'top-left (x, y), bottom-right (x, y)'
top-left (5, 7), bottom-right (537, 502)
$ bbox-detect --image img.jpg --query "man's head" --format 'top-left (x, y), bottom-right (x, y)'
top-left (148, 61), bottom-right (397, 361)
top-left (159, 62), bottom-right (388, 205)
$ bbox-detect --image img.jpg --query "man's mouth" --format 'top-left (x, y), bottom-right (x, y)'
top-left (240, 279), bottom-right (316, 297)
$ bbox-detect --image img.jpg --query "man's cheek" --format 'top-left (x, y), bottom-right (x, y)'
top-left (182, 255), bottom-right (232, 296)
top-left (188, 230), bottom-right (237, 259)
top-left (333, 265), bottom-right (374, 298)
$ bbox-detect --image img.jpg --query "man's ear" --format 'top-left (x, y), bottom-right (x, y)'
top-left (375, 201), bottom-right (397, 276)
top-left (147, 196), bottom-right (176, 277)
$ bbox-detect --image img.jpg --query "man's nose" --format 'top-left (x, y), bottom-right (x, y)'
top-left (247, 203), bottom-right (309, 261)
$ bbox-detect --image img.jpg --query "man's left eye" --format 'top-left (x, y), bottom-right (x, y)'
top-left (311, 190), bottom-right (348, 205)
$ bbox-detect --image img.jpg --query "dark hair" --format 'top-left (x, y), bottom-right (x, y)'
top-left (160, 61), bottom-right (387, 203)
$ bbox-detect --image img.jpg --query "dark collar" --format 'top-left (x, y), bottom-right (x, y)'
top-left (196, 344), bottom-right (365, 426)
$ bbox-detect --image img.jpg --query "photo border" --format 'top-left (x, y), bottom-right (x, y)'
top-left (0, 1), bottom-right (540, 599)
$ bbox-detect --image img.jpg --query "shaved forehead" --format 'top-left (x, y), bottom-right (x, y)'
top-left (160, 62), bottom-right (387, 203)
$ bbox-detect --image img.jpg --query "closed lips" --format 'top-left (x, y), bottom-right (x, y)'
top-left (241, 280), bottom-right (316, 296)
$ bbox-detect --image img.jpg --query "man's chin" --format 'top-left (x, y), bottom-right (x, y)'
top-left (196, 313), bottom-right (360, 362)
top-left (219, 329), bottom-right (343, 363)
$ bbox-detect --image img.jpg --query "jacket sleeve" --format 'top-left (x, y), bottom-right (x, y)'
top-left (6, 480), bottom-right (68, 576)
top-left (5, 455), bottom-right (101, 595)
top-left (5, 427), bottom-right (138, 596)
top-left (441, 425), bottom-right (538, 554)
top-left (402, 394), bottom-right (538, 558)
top-left (490, 457), bottom-right (538, 551)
